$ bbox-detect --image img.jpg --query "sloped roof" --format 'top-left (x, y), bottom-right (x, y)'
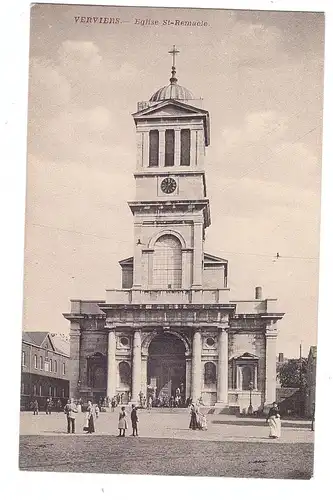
top-left (22, 331), bottom-right (69, 356)
top-left (204, 252), bottom-right (228, 264)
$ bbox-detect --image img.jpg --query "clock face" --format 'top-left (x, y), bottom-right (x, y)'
top-left (161, 177), bottom-right (177, 194)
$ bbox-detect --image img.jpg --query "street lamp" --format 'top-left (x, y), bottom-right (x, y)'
top-left (248, 380), bottom-right (254, 415)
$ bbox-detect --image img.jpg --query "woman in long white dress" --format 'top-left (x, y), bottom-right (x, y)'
top-left (118, 406), bottom-right (128, 437)
top-left (266, 402), bottom-right (281, 438)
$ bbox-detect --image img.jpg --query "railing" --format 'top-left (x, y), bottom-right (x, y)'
top-left (105, 288), bottom-right (231, 305)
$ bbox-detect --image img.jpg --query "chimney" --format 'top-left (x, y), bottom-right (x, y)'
top-left (255, 286), bottom-right (263, 300)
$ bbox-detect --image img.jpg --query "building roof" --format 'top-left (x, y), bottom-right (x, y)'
top-left (22, 331), bottom-right (69, 356)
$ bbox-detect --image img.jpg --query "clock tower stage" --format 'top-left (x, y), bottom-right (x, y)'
top-left (64, 48), bottom-right (284, 412)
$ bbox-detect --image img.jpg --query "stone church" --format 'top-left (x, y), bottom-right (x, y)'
top-left (64, 49), bottom-right (284, 412)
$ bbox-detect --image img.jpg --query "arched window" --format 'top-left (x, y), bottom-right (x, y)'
top-left (180, 129), bottom-right (191, 166)
top-left (165, 129), bottom-right (175, 166)
top-left (149, 130), bottom-right (159, 167)
top-left (152, 235), bottom-right (182, 288)
top-left (39, 356), bottom-right (43, 370)
top-left (49, 359), bottom-right (53, 372)
top-left (54, 360), bottom-right (57, 372)
top-left (34, 355), bottom-right (38, 369)
top-left (119, 361), bottom-right (131, 387)
top-left (204, 362), bottom-right (217, 386)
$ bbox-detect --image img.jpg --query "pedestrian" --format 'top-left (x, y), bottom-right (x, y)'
top-left (111, 397), bottom-right (116, 412)
top-left (189, 403), bottom-right (199, 430)
top-left (118, 406), bottom-right (128, 437)
top-left (45, 398), bottom-right (52, 415)
top-left (32, 399), bottom-right (39, 415)
top-left (266, 402), bottom-right (281, 439)
top-left (131, 404), bottom-right (139, 436)
top-left (201, 413), bottom-right (208, 431)
top-left (64, 398), bottom-right (78, 434)
top-left (84, 401), bottom-right (99, 434)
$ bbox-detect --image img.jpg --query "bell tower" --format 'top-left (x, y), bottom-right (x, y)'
top-left (127, 46), bottom-right (211, 290)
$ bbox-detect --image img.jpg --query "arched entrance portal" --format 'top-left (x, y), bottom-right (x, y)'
top-left (147, 334), bottom-right (186, 404)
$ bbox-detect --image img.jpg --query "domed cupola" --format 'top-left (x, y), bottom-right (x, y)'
top-left (149, 45), bottom-right (194, 103)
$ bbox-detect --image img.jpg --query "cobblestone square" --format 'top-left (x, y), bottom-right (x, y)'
top-left (19, 411), bottom-right (314, 479)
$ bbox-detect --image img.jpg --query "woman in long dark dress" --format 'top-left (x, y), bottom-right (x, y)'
top-left (189, 404), bottom-right (199, 430)
top-left (266, 402), bottom-right (281, 438)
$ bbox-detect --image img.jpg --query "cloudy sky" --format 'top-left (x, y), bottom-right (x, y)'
top-left (23, 4), bottom-right (324, 358)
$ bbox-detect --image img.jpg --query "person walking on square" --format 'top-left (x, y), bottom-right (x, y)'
top-left (131, 404), bottom-right (139, 436)
top-left (64, 398), bottom-right (78, 434)
top-left (32, 399), bottom-right (39, 415)
top-left (118, 406), bottom-right (128, 437)
top-left (266, 402), bottom-right (281, 439)
top-left (84, 401), bottom-right (99, 434)
top-left (111, 397), bottom-right (116, 412)
top-left (45, 398), bottom-right (52, 415)
top-left (189, 403), bottom-right (199, 430)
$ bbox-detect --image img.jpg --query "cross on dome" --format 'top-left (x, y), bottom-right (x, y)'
top-left (168, 45), bottom-right (180, 84)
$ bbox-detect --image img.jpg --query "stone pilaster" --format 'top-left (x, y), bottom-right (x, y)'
top-left (191, 330), bottom-right (202, 402)
top-left (265, 323), bottom-right (278, 405)
top-left (106, 328), bottom-right (116, 399)
top-left (217, 327), bottom-right (229, 406)
top-left (69, 321), bottom-right (81, 399)
top-left (133, 224), bottom-right (142, 288)
top-left (131, 330), bottom-right (142, 403)
top-left (143, 131), bottom-right (149, 167)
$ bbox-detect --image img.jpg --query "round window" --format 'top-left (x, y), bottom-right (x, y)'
top-left (206, 337), bottom-right (215, 347)
top-left (120, 337), bottom-right (129, 347)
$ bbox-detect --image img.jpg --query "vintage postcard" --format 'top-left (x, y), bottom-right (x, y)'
top-left (18, 2), bottom-right (324, 480)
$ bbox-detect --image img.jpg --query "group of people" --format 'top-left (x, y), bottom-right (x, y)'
top-left (61, 396), bottom-right (285, 439)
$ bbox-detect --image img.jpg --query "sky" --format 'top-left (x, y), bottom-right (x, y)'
top-left (23, 4), bottom-right (324, 358)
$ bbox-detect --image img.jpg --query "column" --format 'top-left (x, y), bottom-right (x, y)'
top-left (185, 356), bottom-right (192, 400)
top-left (265, 327), bottom-right (278, 404)
top-left (159, 129), bottom-right (165, 167)
top-left (191, 330), bottom-right (202, 402)
top-left (131, 330), bottom-right (142, 403)
top-left (217, 327), bottom-right (229, 405)
top-left (192, 222), bottom-right (203, 288)
top-left (69, 321), bottom-right (81, 399)
top-left (106, 329), bottom-right (116, 399)
top-left (175, 128), bottom-right (181, 166)
top-left (141, 355), bottom-right (148, 395)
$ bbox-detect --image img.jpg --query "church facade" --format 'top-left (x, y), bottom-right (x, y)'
top-left (64, 51), bottom-right (284, 412)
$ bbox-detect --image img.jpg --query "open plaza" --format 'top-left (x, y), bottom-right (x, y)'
top-left (19, 409), bottom-right (314, 479)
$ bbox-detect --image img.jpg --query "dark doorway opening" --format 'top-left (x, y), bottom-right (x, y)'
top-left (147, 334), bottom-right (186, 405)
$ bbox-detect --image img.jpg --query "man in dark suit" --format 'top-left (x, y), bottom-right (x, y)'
top-left (131, 404), bottom-right (139, 436)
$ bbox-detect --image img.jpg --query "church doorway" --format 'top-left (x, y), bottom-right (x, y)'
top-left (147, 334), bottom-right (186, 405)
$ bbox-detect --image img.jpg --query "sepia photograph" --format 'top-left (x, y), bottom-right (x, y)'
top-left (17, 1), bottom-right (324, 480)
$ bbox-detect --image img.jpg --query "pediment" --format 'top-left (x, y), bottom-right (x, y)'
top-left (133, 100), bottom-right (208, 119)
top-left (204, 252), bottom-right (228, 264)
top-left (234, 352), bottom-right (259, 361)
top-left (119, 256), bottom-right (134, 267)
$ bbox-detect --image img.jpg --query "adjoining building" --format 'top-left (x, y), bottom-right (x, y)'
top-left (21, 331), bottom-right (70, 410)
top-left (64, 49), bottom-right (284, 413)
top-left (305, 345), bottom-right (317, 417)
